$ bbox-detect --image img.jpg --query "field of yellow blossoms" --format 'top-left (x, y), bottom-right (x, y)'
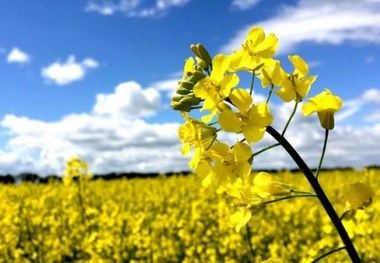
top-left (0, 169), bottom-right (378, 262)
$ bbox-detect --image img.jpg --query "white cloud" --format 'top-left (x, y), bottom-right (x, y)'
top-left (7, 47), bottom-right (31, 64)
top-left (93, 81), bottom-right (161, 117)
top-left (221, 0), bottom-right (380, 54)
top-left (0, 80), bottom-right (180, 175)
top-left (86, 0), bottom-right (191, 17)
top-left (231, 0), bottom-right (261, 11)
top-left (41, 55), bottom-right (99, 86)
top-left (361, 88), bottom-right (380, 105)
top-left (150, 78), bottom-right (179, 99)
top-left (0, 79), bottom-right (379, 175)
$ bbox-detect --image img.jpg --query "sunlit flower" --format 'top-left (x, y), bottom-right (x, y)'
top-left (302, 89), bottom-right (342, 130)
top-left (226, 178), bottom-right (265, 232)
top-left (196, 141), bottom-right (252, 188)
top-left (229, 27), bottom-right (278, 71)
top-left (218, 88), bottom-right (273, 143)
top-left (178, 112), bottom-right (217, 168)
top-left (343, 172), bottom-right (375, 210)
top-left (274, 55), bottom-right (317, 102)
top-left (63, 156), bottom-right (92, 185)
top-left (253, 172), bottom-right (291, 198)
top-left (193, 54), bottom-right (239, 122)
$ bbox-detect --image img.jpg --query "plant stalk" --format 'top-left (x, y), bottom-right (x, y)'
top-left (265, 125), bottom-right (361, 262)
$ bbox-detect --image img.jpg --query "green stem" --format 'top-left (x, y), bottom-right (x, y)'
top-left (249, 70), bottom-right (255, 95)
top-left (265, 126), bottom-right (361, 262)
top-left (266, 84), bottom-right (274, 103)
top-left (282, 101), bottom-right (299, 136)
top-left (311, 246), bottom-right (347, 263)
top-left (339, 210), bottom-right (350, 221)
top-left (245, 224), bottom-right (256, 259)
top-left (77, 179), bottom-right (87, 227)
top-left (315, 129), bottom-right (329, 179)
top-left (265, 193), bottom-right (316, 205)
top-left (291, 189), bottom-right (316, 195)
top-left (253, 143), bottom-right (280, 158)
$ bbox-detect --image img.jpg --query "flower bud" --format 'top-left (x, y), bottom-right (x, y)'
top-left (170, 101), bottom-right (192, 112)
top-left (176, 87), bottom-right (191, 95)
top-left (190, 43), bottom-right (212, 66)
top-left (179, 80), bottom-right (194, 90)
top-left (254, 172), bottom-right (291, 197)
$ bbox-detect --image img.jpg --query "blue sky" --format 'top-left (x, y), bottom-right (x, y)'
top-left (0, 0), bottom-right (380, 175)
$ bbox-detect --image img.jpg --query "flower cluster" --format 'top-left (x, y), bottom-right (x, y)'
top-left (171, 26), bottom-right (374, 262)
top-left (63, 156), bottom-right (93, 185)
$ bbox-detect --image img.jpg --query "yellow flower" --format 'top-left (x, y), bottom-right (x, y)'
top-left (343, 172), bottom-right (375, 210)
top-left (274, 55), bottom-right (317, 102)
top-left (229, 26), bottom-right (278, 71)
top-left (196, 141), bottom-right (252, 188)
top-left (253, 172), bottom-right (291, 198)
top-left (218, 88), bottom-right (273, 143)
top-left (226, 178), bottom-right (265, 232)
top-left (302, 89), bottom-right (342, 130)
top-left (63, 156), bottom-right (92, 185)
top-left (193, 54), bottom-right (239, 122)
top-left (178, 112), bottom-right (217, 168)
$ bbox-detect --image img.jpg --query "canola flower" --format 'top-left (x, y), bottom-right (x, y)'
top-left (0, 170), bottom-right (378, 262)
top-left (170, 25), bottom-right (374, 262)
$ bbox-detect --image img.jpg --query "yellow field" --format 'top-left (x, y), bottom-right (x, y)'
top-left (0, 169), bottom-right (378, 262)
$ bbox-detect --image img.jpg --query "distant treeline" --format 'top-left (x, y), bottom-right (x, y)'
top-left (0, 166), bottom-right (379, 184)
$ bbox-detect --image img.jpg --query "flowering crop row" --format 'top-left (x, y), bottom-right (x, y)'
top-left (0, 169), bottom-right (378, 262)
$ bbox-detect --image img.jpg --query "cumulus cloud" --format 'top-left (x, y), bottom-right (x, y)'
top-left (7, 47), bottom-right (31, 64)
top-left (0, 78), bottom-right (379, 175)
top-left (41, 55), bottom-right (99, 85)
top-left (221, 0), bottom-right (380, 54)
top-left (86, 0), bottom-right (191, 17)
top-left (231, 0), bottom-right (261, 11)
top-left (93, 81), bottom-right (161, 117)
top-left (0, 80), bottom-right (180, 175)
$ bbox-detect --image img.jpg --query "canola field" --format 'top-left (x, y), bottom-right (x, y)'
top-left (0, 169), bottom-right (378, 263)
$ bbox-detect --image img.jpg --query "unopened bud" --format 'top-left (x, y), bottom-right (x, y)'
top-left (191, 71), bottom-right (207, 82)
top-left (190, 43), bottom-right (212, 66)
top-left (170, 101), bottom-right (192, 112)
top-left (179, 95), bottom-right (200, 106)
top-left (179, 80), bottom-right (194, 90)
top-left (176, 87), bottom-right (191, 95)
top-left (172, 95), bottom-right (185, 102)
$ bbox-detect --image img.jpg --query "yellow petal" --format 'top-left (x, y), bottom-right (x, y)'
top-left (242, 124), bottom-right (266, 143)
top-left (211, 54), bottom-right (230, 82)
top-left (218, 110), bottom-right (241, 133)
top-left (230, 208), bottom-right (252, 232)
top-left (255, 33), bottom-right (279, 58)
top-left (343, 180), bottom-right (374, 210)
top-left (246, 27), bottom-right (265, 46)
top-left (229, 88), bottom-right (252, 113)
top-left (289, 55), bottom-right (308, 77)
top-left (220, 74), bottom-right (239, 97)
top-left (302, 101), bottom-right (318, 116)
top-left (233, 142), bottom-right (252, 162)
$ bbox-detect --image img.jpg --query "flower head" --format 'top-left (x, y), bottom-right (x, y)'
top-left (343, 171), bottom-right (375, 211)
top-left (196, 141), bottom-right (252, 188)
top-left (63, 156), bottom-right (92, 185)
top-left (178, 112), bottom-right (217, 168)
top-left (274, 55), bottom-right (317, 102)
top-left (193, 54), bottom-right (239, 122)
top-left (218, 88), bottom-right (273, 143)
top-left (226, 177), bottom-right (265, 232)
top-left (229, 27), bottom-right (278, 71)
top-left (302, 89), bottom-right (342, 130)
top-left (253, 172), bottom-right (291, 198)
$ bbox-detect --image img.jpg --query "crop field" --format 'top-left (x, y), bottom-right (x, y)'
top-left (0, 169), bottom-right (378, 263)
